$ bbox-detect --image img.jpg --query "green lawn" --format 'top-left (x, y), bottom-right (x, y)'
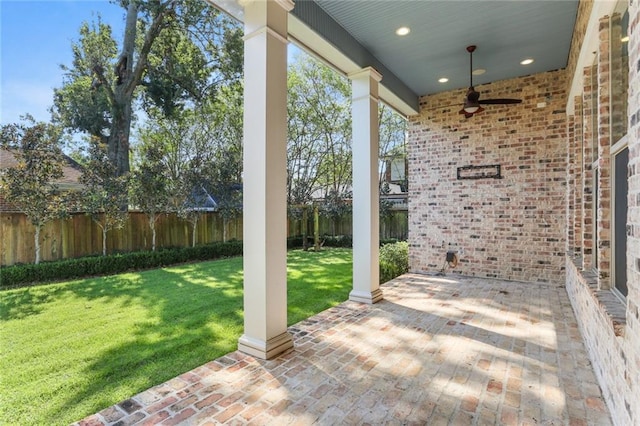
top-left (0, 248), bottom-right (352, 425)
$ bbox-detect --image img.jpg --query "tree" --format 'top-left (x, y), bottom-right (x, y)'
top-left (378, 105), bottom-right (407, 237)
top-left (136, 81), bottom-right (243, 244)
top-left (53, 0), bottom-right (243, 178)
top-left (0, 116), bottom-right (68, 264)
top-left (378, 104), bottom-right (407, 187)
top-left (321, 188), bottom-right (352, 237)
top-left (287, 54), bottom-right (352, 204)
top-left (286, 54), bottom-right (408, 237)
top-left (79, 138), bottom-right (129, 256)
top-left (379, 181), bottom-right (395, 238)
top-left (203, 84), bottom-right (243, 242)
top-left (130, 144), bottom-right (172, 251)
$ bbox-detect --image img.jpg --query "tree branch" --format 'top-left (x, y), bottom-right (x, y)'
top-left (92, 64), bottom-right (117, 106)
top-left (127, 0), bottom-right (175, 96)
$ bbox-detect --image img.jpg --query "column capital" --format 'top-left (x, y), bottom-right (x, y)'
top-left (348, 67), bottom-right (383, 82)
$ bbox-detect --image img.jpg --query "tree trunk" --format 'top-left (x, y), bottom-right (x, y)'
top-left (109, 102), bottom-right (132, 178)
top-left (34, 225), bottom-right (41, 264)
top-left (191, 215), bottom-right (198, 247)
top-left (314, 205), bottom-right (320, 251)
top-left (302, 206), bottom-right (308, 251)
top-left (108, 0), bottom-right (137, 178)
top-left (223, 216), bottom-right (228, 243)
top-left (150, 215), bottom-right (157, 251)
top-left (102, 226), bottom-right (107, 256)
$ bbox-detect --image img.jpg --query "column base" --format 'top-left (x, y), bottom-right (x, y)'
top-left (238, 331), bottom-right (294, 360)
top-left (349, 288), bottom-right (383, 304)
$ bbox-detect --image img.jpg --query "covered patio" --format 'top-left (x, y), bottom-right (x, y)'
top-left (76, 274), bottom-right (611, 425)
top-left (73, 0), bottom-right (640, 423)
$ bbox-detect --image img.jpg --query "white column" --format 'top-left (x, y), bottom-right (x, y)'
top-left (349, 67), bottom-right (383, 304)
top-left (238, 0), bottom-right (294, 359)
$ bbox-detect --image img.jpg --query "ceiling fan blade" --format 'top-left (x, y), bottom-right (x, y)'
top-left (478, 98), bottom-right (522, 105)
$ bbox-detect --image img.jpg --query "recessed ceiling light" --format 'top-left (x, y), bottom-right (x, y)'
top-left (438, 77), bottom-right (449, 83)
top-left (621, 35), bottom-right (629, 43)
top-left (520, 58), bottom-right (534, 65)
top-left (472, 68), bottom-right (486, 76)
top-left (395, 27), bottom-right (410, 36)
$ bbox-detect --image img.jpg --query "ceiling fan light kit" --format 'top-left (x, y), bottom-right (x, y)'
top-left (458, 45), bottom-right (522, 118)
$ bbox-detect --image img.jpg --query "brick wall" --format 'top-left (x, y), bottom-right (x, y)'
top-left (626, 0), bottom-right (640, 421)
top-left (597, 15), bottom-right (613, 285)
top-left (407, 69), bottom-right (567, 283)
top-left (582, 65), bottom-right (597, 270)
top-left (564, 2), bottom-right (640, 425)
top-left (406, 3), bottom-right (639, 423)
top-left (572, 95), bottom-right (584, 256)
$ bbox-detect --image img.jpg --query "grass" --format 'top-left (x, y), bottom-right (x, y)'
top-left (0, 248), bottom-right (353, 425)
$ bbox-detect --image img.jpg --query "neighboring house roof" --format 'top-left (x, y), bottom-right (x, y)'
top-left (0, 148), bottom-right (84, 212)
top-left (185, 184), bottom-right (243, 212)
top-left (185, 185), bottom-right (218, 212)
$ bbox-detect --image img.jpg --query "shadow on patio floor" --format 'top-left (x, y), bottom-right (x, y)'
top-left (75, 273), bottom-right (612, 425)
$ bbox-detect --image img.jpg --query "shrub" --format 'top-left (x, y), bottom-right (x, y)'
top-left (288, 235), bottom-right (401, 250)
top-left (379, 241), bottom-right (409, 283)
top-left (380, 238), bottom-right (399, 246)
top-left (0, 240), bottom-right (243, 289)
top-left (321, 235), bottom-right (352, 247)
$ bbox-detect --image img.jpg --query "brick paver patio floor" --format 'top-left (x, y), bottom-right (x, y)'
top-left (75, 274), bottom-right (612, 425)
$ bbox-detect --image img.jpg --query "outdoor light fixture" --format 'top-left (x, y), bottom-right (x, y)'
top-left (463, 87), bottom-right (483, 114)
top-left (463, 104), bottom-right (480, 113)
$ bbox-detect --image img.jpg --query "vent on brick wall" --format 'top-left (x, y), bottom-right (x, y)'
top-left (457, 164), bottom-right (502, 180)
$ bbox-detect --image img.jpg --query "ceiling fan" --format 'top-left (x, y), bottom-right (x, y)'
top-left (459, 45), bottom-right (522, 118)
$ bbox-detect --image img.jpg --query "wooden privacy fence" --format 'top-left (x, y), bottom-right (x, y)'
top-left (0, 209), bottom-right (408, 266)
top-left (0, 212), bottom-right (242, 266)
top-left (288, 210), bottom-right (408, 242)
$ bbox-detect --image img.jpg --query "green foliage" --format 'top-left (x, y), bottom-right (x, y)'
top-left (378, 103), bottom-right (407, 170)
top-left (320, 189), bottom-right (352, 236)
top-left (135, 82), bottom-right (244, 244)
top-left (379, 181), bottom-right (395, 219)
top-left (286, 53), bottom-right (408, 210)
top-left (0, 248), bottom-right (350, 425)
top-left (79, 138), bottom-right (129, 255)
top-left (322, 234), bottom-right (353, 248)
top-left (53, 0), bottom-right (244, 176)
top-left (0, 241), bottom-right (243, 289)
top-left (0, 117), bottom-right (68, 225)
top-left (53, 20), bottom-right (118, 141)
top-left (379, 241), bottom-right (409, 283)
top-left (287, 54), bottom-right (352, 204)
top-left (0, 116), bottom-right (70, 264)
top-left (287, 235), bottom-right (399, 250)
top-left (130, 144), bottom-right (173, 250)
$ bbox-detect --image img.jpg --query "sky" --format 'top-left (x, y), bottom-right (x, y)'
top-left (1, 0), bottom-right (126, 125)
top-left (0, 0), bottom-right (303, 128)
